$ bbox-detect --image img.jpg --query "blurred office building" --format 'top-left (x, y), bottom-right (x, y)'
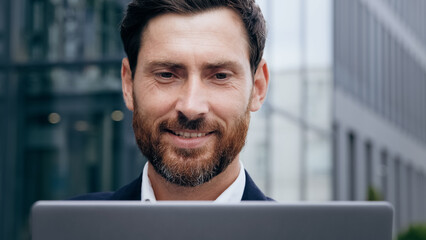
top-left (333, 0), bottom-right (426, 232)
top-left (1, 0), bottom-right (425, 239)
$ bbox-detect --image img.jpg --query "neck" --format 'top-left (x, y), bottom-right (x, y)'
top-left (148, 158), bottom-right (241, 201)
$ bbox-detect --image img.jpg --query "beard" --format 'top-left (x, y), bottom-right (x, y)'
top-left (132, 103), bottom-right (250, 187)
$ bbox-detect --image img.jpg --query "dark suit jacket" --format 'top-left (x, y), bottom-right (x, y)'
top-left (71, 170), bottom-right (273, 201)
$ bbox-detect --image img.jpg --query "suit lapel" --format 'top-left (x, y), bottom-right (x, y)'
top-left (241, 171), bottom-right (272, 201)
top-left (110, 174), bottom-right (142, 200)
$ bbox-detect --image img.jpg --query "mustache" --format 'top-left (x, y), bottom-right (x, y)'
top-left (177, 112), bottom-right (204, 130)
top-left (159, 112), bottom-right (218, 132)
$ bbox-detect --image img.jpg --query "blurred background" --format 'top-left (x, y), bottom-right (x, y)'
top-left (0, 0), bottom-right (425, 239)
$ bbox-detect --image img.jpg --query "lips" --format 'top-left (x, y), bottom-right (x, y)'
top-left (161, 128), bottom-right (215, 149)
top-left (169, 130), bottom-right (213, 138)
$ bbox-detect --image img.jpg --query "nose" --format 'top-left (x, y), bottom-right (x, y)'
top-left (175, 76), bottom-right (209, 120)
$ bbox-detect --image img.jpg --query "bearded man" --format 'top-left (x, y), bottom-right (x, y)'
top-left (73, 0), bottom-right (271, 202)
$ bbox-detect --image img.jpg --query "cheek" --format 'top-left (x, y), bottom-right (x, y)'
top-left (133, 84), bottom-right (176, 119)
top-left (210, 91), bottom-right (250, 121)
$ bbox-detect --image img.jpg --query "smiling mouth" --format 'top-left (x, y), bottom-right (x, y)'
top-left (167, 130), bottom-right (213, 138)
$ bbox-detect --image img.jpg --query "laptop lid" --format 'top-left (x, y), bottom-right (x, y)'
top-left (31, 201), bottom-right (393, 240)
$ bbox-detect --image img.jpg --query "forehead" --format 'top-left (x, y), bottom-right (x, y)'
top-left (139, 8), bottom-right (250, 62)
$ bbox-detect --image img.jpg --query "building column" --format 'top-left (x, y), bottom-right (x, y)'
top-left (355, 134), bottom-right (366, 200)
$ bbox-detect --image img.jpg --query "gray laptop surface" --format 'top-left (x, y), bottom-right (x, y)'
top-left (32, 201), bottom-right (393, 240)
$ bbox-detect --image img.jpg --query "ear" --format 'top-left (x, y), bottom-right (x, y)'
top-left (249, 59), bottom-right (269, 112)
top-left (121, 58), bottom-right (134, 111)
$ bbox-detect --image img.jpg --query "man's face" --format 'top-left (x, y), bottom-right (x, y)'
top-left (122, 8), bottom-right (267, 187)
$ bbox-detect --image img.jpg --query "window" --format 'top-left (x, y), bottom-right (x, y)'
top-left (380, 150), bottom-right (388, 199)
top-left (348, 132), bottom-right (356, 200)
top-left (365, 141), bottom-right (373, 191)
top-left (406, 164), bottom-right (413, 225)
top-left (394, 158), bottom-right (401, 230)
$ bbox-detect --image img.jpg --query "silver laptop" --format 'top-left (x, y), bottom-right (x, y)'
top-left (31, 201), bottom-right (393, 240)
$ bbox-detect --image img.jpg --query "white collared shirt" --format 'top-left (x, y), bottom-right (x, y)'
top-left (141, 161), bottom-right (246, 202)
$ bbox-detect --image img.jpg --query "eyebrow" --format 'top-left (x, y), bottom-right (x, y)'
top-left (143, 60), bottom-right (244, 72)
top-left (201, 61), bottom-right (243, 72)
top-left (143, 61), bottom-right (185, 70)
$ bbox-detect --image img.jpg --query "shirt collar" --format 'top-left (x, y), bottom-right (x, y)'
top-left (141, 162), bottom-right (157, 202)
top-left (141, 161), bottom-right (246, 202)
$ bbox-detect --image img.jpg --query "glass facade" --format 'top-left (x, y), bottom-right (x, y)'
top-left (10, 0), bottom-right (124, 62)
top-left (1, 1), bottom-right (142, 239)
top-left (1, 0), bottom-right (335, 239)
top-left (242, 0), bottom-right (332, 201)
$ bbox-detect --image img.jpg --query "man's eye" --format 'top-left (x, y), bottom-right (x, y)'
top-left (159, 72), bottom-right (173, 78)
top-left (215, 73), bottom-right (228, 80)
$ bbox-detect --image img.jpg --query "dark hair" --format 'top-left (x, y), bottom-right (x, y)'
top-left (120, 0), bottom-right (266, 77)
